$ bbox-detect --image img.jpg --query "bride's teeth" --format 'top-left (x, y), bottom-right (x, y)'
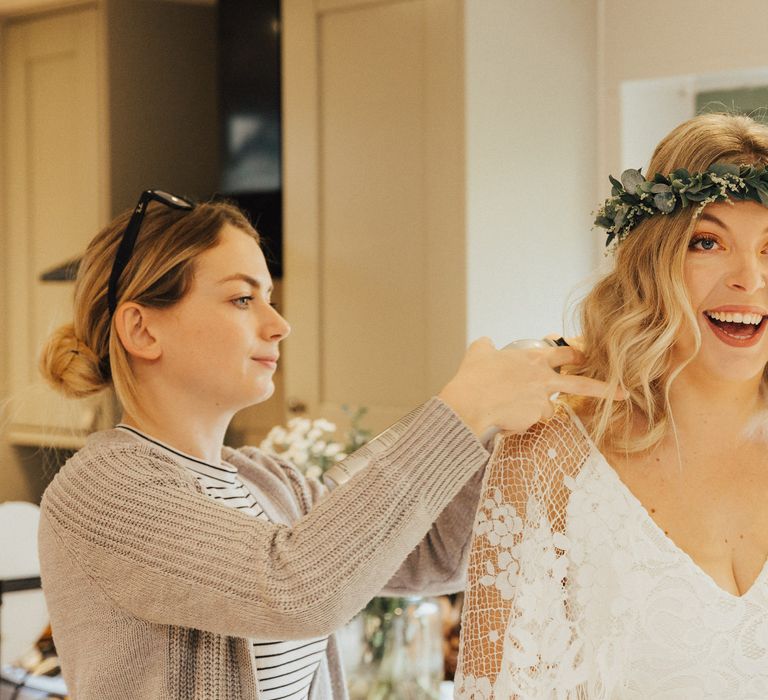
top-left (706, 311), bottom-right (764, 324)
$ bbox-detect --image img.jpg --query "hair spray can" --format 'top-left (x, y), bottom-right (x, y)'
top-left (322, 404), bottom-right (425, 490)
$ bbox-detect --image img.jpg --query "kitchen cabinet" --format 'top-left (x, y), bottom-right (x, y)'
top-left (281, 0), bottom-right (467, 433)
top-left (2, 0), bottom-right (217, 448)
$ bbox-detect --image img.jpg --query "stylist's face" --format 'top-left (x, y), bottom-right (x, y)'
top-left (159, 224), bottom-right (290, 411)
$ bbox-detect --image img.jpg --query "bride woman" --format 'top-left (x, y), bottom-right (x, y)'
top-left (455, 113), bottom-right (768, 698)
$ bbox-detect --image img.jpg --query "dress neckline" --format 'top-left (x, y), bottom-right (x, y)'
top-left (561, 403), bottom-right (768, 601)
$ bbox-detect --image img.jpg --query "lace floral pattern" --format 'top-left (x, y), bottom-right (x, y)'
top-left (455, 406), bottom-right (768, 699)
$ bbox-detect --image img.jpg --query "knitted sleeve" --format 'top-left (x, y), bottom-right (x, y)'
top-left (380, 466), bottom-right (485, 596)
top-left (453, 407), bottom-right (593, 698)
top-left (231, 433), bottom-right (485, 596)
top-left (40, 398), bottom-right (487, 642)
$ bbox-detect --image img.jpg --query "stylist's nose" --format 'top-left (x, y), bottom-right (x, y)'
top-left (262, 304), bottom-right (291, 341)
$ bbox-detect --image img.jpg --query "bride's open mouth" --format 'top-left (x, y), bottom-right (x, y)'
top-left (704, 310), bottom-right (768, 346)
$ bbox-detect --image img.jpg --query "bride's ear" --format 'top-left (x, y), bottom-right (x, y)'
top-left (113, 302), bottom-right (162, 361)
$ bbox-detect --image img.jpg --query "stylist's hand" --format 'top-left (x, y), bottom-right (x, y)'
top-left (438, 337), bottom-right (624, 437)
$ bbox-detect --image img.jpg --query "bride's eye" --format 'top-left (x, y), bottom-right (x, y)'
top-left (689, 235), bottom-right (719, 251)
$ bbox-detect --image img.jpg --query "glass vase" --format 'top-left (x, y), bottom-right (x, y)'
top-left (340, 596), bottom-right (444, 699)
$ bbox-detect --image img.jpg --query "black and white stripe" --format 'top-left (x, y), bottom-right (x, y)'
top-left (116, 425), bottom-right (329, 699)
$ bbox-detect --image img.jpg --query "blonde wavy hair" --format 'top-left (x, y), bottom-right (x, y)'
top-left (574, 113), bottom-right (768, 452)
top-left (39, 199), bottom-right (258, 419)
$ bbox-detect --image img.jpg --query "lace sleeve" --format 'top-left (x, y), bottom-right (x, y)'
top-left (454, 406), bottom-right (592, 699)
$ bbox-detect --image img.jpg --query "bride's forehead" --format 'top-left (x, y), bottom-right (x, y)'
top-left (698, 200), bottom-right (768, 228)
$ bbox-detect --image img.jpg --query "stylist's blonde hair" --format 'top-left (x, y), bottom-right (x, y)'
top-left (40, 199), bottom-right (258, 419)
top-left (574, 113), bottom-right (768, 452)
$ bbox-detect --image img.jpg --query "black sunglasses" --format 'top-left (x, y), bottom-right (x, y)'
top-left (106, 189), bottom-right (195, 316)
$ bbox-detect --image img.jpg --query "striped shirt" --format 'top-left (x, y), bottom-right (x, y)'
top-left (116, 425), bottom-right (329, 700)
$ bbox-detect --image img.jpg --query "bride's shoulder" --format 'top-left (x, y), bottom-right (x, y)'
top-left (493, 401), bottom-right (592, 458)
top-left (483, 402), bottom-right (592, 510)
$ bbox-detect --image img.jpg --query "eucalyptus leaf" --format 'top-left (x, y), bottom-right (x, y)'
top-left (595, 215), bottom-right (612, 228)
top-left (709, 163), bottom-right (739, 177)
top-left (653, 191), bottom-right (676, 213)
top-left (614, 205), bottom-right (628, 230)
top-left (620, 169), bottom-right (645, 195)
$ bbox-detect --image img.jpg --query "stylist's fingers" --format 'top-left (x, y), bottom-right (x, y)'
top-left (439, 336), bottom-right (625, 437)
top-left (541, 345), bottom-right (584, 369)
top-left (540, 397), bottom-right (557, 421)
top-left (553, 373), bottom-right (626, 401)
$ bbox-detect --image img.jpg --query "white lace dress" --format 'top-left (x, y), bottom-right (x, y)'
top-left (455, 405), bottom-right (768, 699)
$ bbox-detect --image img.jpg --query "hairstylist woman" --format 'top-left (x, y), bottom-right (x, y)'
top-left (37, 193), bottom-right (619, 699)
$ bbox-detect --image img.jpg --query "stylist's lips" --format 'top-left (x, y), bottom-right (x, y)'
top-left (253, 355), bottom-right (278, 370)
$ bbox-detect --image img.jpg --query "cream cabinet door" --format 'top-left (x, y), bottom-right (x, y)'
top-left (282, 0), bottom-right (466, 432)
top-left (3, 6), bottom-right (109, 446)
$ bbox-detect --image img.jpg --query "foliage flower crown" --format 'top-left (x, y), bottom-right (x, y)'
top-left (594, 162), bottom-right (768, 247)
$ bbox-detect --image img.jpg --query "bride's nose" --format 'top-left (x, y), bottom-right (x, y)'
top-left (726, 252), bottom-right (768, 294)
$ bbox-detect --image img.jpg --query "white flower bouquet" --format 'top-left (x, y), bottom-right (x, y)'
top-left (260, 407), bottom-right (371, 480)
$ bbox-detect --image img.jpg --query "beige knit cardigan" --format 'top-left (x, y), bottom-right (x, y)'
top-left (38, 398), bottom-right (488, 699)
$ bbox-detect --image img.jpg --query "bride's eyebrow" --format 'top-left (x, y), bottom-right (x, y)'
top-left (216, 273), bottom-right (273, 296)
top-left (696, 212), bottom-right (768, 236)
top-left (697, 212), bottom-right (728, 230)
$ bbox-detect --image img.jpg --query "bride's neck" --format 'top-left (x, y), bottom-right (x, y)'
top-left (666, 372), bottom-right (765, 440)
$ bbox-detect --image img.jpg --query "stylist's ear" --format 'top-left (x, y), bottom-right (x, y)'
top-left (114, 302), bottom-right (162, 361)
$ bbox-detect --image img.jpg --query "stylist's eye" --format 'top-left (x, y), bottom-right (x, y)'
top-left (232, 296), bottom-right (253, 308)
top-left (689, 234), bottom-right (719, 252)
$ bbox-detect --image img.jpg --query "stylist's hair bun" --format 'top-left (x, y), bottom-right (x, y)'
top-left (39, 323), bottom-right (107, 398)
top-left (38, 199), bottom-right (259, 416)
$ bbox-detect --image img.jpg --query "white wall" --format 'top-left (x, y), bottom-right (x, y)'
top-left (600, 0), bottom-right (768, 184)
top-left (464, 0), bottom-right (599, 346)
top-left (465, 0), bottom-right (768, 350)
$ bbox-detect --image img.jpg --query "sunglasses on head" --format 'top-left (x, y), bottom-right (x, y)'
top-left (106, 189), bottom-right (195, 317)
